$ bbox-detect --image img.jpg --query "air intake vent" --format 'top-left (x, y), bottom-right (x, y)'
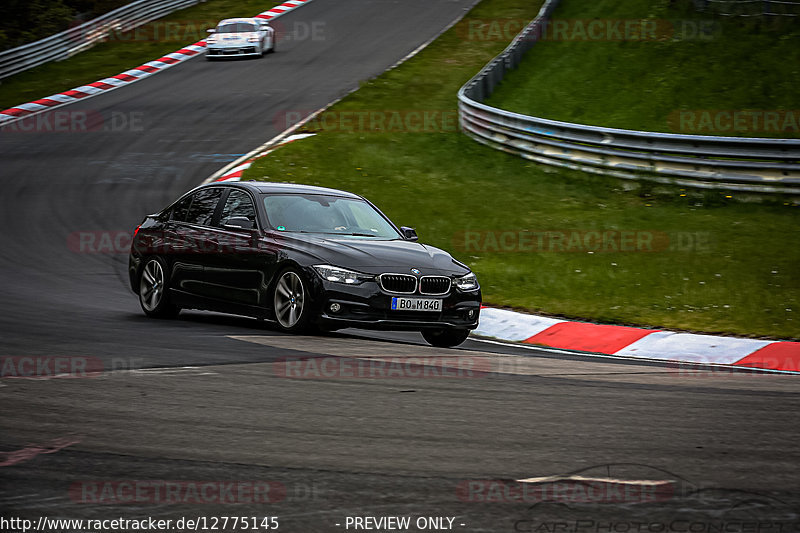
top-left (420, 276), bottom-right (451, 295)
top-left (379, 274), bottom-right (417, 294)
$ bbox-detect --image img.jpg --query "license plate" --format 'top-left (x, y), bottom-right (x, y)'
top-left (391, 297), bottom-right (442, 312)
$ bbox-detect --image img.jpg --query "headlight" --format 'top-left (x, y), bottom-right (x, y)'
top-left (248, 36), bottom-right (259, 42)
top-left (314, 265), bottom-right (372, 285)
top-left (454, 272), bottom-right (479, 291)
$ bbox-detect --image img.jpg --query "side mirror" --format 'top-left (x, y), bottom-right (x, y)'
top-left (400, 226), bottom-right (418, 242)
top-left (223, 216), bottom-right (254, 230)
top-left (207, 28), bottom-right (216, 33)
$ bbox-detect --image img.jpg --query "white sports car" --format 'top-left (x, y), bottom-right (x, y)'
top-left (206, 18), bottom-right (275, 58)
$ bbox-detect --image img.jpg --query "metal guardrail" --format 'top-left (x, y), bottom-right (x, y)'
top-left (457, 0), bottom-right (800, 195)
top-left (0, 0), bottom-right (204, 80)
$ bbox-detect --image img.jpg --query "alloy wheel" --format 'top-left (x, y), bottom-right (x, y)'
top-left (274, 271), bottom-right (305, 328)
top-left (140, 260), bottom-right (165, 312)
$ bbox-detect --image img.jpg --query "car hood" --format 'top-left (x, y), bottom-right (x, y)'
top-left (213, 32), bottom-right (257, 41)
top-left (270, 233), bottom-right (469, 276)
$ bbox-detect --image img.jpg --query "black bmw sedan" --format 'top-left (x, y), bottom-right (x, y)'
top-left (129, 182), bottom-right (481, 347)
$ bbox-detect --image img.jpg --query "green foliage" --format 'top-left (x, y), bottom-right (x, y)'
top-left (0, 0), bottom-right (141, 50)
top-left (1, 0), bottom-right (75, 50)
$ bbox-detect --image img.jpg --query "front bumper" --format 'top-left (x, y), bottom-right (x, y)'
top-left (311, 277), bottom-right (481, 331)
top-left (207, 45), bottom-right (259, 56)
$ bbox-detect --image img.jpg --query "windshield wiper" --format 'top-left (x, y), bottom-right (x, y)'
top-left (305, 231), bottom-right (381, 237)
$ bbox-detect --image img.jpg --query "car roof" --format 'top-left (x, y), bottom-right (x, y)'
top-left (218, 18), bottom-right (259, 25)
top-left (220, 181), bottom-right (363, 199)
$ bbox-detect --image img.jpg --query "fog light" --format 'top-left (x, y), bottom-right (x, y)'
top-left (330, 303), bottom-right (341, 313)
top-left (467, 309), bottom-right (476, 319)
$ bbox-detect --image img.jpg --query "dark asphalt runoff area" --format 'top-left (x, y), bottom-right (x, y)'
top-left (1, 0), bottom-right (799, 531)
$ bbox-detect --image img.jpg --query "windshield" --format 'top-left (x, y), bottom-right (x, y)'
top-left (216, 22), bottom-right (257, 33)
top-left (263, 194), bottom-right (402, 239)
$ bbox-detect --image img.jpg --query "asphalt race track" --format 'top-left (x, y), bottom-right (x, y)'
top-left (1, 1), bottom-right (799, 531)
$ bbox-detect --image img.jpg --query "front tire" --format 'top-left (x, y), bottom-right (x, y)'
top-left (272, 268), bottom-right (312, 333)
top-left (139, 257), bottom-right (180, 318)
top-left (422, 328), bottom-right (470, 348)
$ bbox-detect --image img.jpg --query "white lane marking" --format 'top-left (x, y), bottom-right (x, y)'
top-left (516, 475), bottom-right (674, 486)
top-left (126, 366), bottom-right (217, 376)
top-left (213, 133), bottom-right (318, 181)
top-left (203, 119), bottom-right (326, 183)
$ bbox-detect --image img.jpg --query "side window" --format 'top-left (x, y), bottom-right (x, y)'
top-left (219, 189), bottom-right (257, 227)
top-left (184, 188), bottom-right (223, 226)
top-left (171, 195), bottom-right (193, 222)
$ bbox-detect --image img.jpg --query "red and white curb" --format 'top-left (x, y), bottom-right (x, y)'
top-left (212, 133), bottom-right (316, 182)
top-left (0, 0), bottom-right (313, 127)
top-left (475, 307), bottom-right (800, 373)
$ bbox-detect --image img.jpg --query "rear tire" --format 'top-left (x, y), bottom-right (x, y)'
top-left (422, 328), bottom-right (470, 348)
top-left (139, 257), bottom-right (180, 318)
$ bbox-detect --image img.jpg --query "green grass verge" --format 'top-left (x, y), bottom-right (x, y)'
top-left (486, 0), bottom-right (800, 137)
top-left (244, 0), bottom-right (800, 339)
top-left (0, 0), bottom-right (280, 111)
